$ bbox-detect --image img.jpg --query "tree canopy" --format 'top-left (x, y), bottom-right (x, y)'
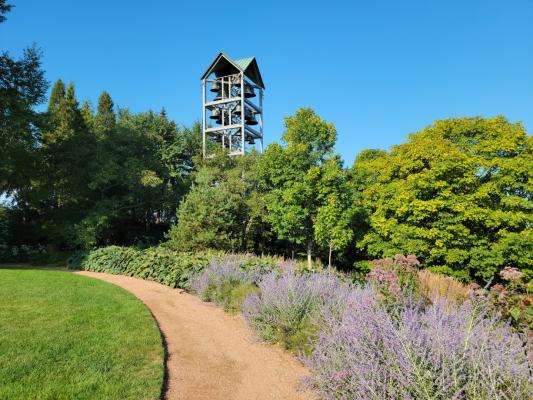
top-left (352, 116), bottom-right (532, 280)
top-left (257, 108), bottom-right (351, 268)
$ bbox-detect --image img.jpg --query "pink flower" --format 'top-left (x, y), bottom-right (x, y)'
top-left (279, 260), bottom-right (290, 270)
top-left (500, 266), bottom-right (523, 282)
top-left (490, 284), bottom-right (508, 300)
top-left (389, 282), bottom-right (401, 295)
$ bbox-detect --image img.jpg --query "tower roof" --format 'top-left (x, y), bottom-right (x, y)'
top-left (201, 52), bottom-right (265, 89)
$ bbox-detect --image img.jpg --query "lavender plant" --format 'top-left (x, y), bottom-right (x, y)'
top-left (242, 268), bottom-right (351, 353)
top-left (190, 256), bottom-right (260, 312)
top-left (193, 255), bottom-right (532, 399)
top-left (306, 293), bottom-right (532, 399)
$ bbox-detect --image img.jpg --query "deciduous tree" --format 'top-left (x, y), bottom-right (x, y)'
top-left (258, 108), bottom-right (338, 268)
top-left (353, 117), bottom-right (532, 281)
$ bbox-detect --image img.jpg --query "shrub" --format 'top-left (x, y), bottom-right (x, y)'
top-left (306, 294), bottom-right (532, 399)
top-left (68, 246), bottom-right (215, 289)
top-left (226, 283), bottom-right (260, 313)
top-left (479, 266), bottom-right (533, 333)
top-left (0, 244), bottom-right (47, 263)
top-left (190, 256), bottom-right (261, 312)
top-left (28, 251), bottom-right (72, 266)
top-left (242, 268), bottom-right (349, 354)
top-left (68, 246), bottom-right (285, 291)
top-left (366, 254), bottom-right (421, 303)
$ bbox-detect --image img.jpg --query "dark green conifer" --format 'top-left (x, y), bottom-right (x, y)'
top-left (47, 79), bottom-right (65, 113)
top-left (95, 91), bottom-right (115, 135)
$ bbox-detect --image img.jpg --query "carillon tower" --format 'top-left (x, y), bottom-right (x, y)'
top-left (201, 53), bottom-right (265, 157)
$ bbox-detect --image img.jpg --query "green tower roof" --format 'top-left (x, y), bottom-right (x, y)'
top-left (201, 53), bottom-right (265, 89)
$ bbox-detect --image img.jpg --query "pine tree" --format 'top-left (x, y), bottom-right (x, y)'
top-left (47, 79), bottom-right (65, 113)
top-left (0, 0), bottom-right (13, 23)
top-left (80, 100), bottom-right (94, 130)
top-left (94, 91), bottom-right (115, 136)
top-left (51, 82), bottom-right (85, 142)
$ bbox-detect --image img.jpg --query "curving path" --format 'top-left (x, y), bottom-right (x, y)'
top-left (76, 271), bottom-right (314, 400)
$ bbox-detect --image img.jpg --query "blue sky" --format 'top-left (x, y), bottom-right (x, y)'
top-left (2, 0), bottom-right (532, 165)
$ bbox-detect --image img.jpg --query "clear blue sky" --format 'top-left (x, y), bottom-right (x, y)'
top-left (2, 0), bottom-right (532, 165)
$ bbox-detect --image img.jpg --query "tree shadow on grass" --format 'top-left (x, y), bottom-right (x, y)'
top-left (146, 307), bottom-right (170, 400)
top-left (0, 263), bottom-right (69, 271)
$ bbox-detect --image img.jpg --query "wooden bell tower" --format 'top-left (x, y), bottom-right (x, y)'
top-left (201, 53), bottom-right (265, 157)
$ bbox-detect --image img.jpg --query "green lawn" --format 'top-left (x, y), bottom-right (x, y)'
top-left (0, 268), bottom-right (164, 400)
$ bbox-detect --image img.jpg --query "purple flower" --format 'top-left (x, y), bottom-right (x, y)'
top-left (305, 296), bottom-right (532, 399)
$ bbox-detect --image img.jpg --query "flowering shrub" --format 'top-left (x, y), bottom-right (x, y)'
top-left (242, 268), bottom-right (350, 354)
top-left (306, 295), bottom-right (532, 399)
top-left (366, 254), bottom-right (420, 302)
top-left (483, 266), bottom-right (533, 332)
top-left (190, 256), bottom-right (260, 312)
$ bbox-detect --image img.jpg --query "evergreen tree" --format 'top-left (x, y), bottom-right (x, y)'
top-left (0, 46), bottom-right (48, 193)
top-left (94, 91), bottom-right (115, 136)
top-left (80, 100), bottom-right (94, 129)
top-left (47, 79), bottom-right (65, 113)
top-left (0, 0), bottom-right (13, 23)
top-left (168, 150), bottom-right (268, 252)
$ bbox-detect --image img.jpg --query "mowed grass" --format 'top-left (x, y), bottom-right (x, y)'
top-left (0, 268), bottom-right (164, 400)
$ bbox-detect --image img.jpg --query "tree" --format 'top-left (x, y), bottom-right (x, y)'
top-left (258, 108), bottom-right (337, 268)
top-left (0, 46), bottom-right (48, 193)
top-left (47, 79), bottom-right (65, 113)
top-left (0, 0), bottom-right (13, 23)
top-left (35, 81), bottom-right (96, 247)
top-left (353, 117), bottom-right (532, 281)
top-left (167, 150), bottom-right (268, 252)
top-left (94, 91), bottom-right (115, 136)
top-left (313, 157), bottom-right (354, 270)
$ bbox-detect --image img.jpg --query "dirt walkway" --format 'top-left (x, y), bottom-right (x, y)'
top-left (76, 271), bottom-right (314, 400)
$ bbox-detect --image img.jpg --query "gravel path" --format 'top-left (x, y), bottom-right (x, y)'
top-left (76, 271), bottom-right (314, 400)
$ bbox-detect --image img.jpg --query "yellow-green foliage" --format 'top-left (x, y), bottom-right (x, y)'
top-left (352, 117), bottom-right (532, 280)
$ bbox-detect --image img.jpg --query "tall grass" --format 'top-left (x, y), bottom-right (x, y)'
top-left (418, 269), bottom-right (472, 304)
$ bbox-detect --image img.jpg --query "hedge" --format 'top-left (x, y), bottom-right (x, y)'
top-left (67, 246), bottom-right (283, 290)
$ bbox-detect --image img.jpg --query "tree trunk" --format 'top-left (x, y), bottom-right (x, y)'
top-left (328, 243), bottom-right (333, 273)
top-left (307, 239), bottom-right (313, 270)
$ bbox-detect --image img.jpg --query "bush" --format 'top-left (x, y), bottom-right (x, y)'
top-left (28, 251), bottom-right (72, 266)
top-left (365, 254), bottom-right (421, 305)
top-left (68, 246), bottom-right (284, 291)
top-left (190, 256), bottom-right (260, 312)
top-left (68, 246), bottom-right (216, 289)
top-left (242, 268), bottom-right (350, 354)
top-left (0, 244), bottom-right (50, 263)
top-left (306, 295), bottom-right (532, 399)
top-left (476, 266), bottom-right (533, 333)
